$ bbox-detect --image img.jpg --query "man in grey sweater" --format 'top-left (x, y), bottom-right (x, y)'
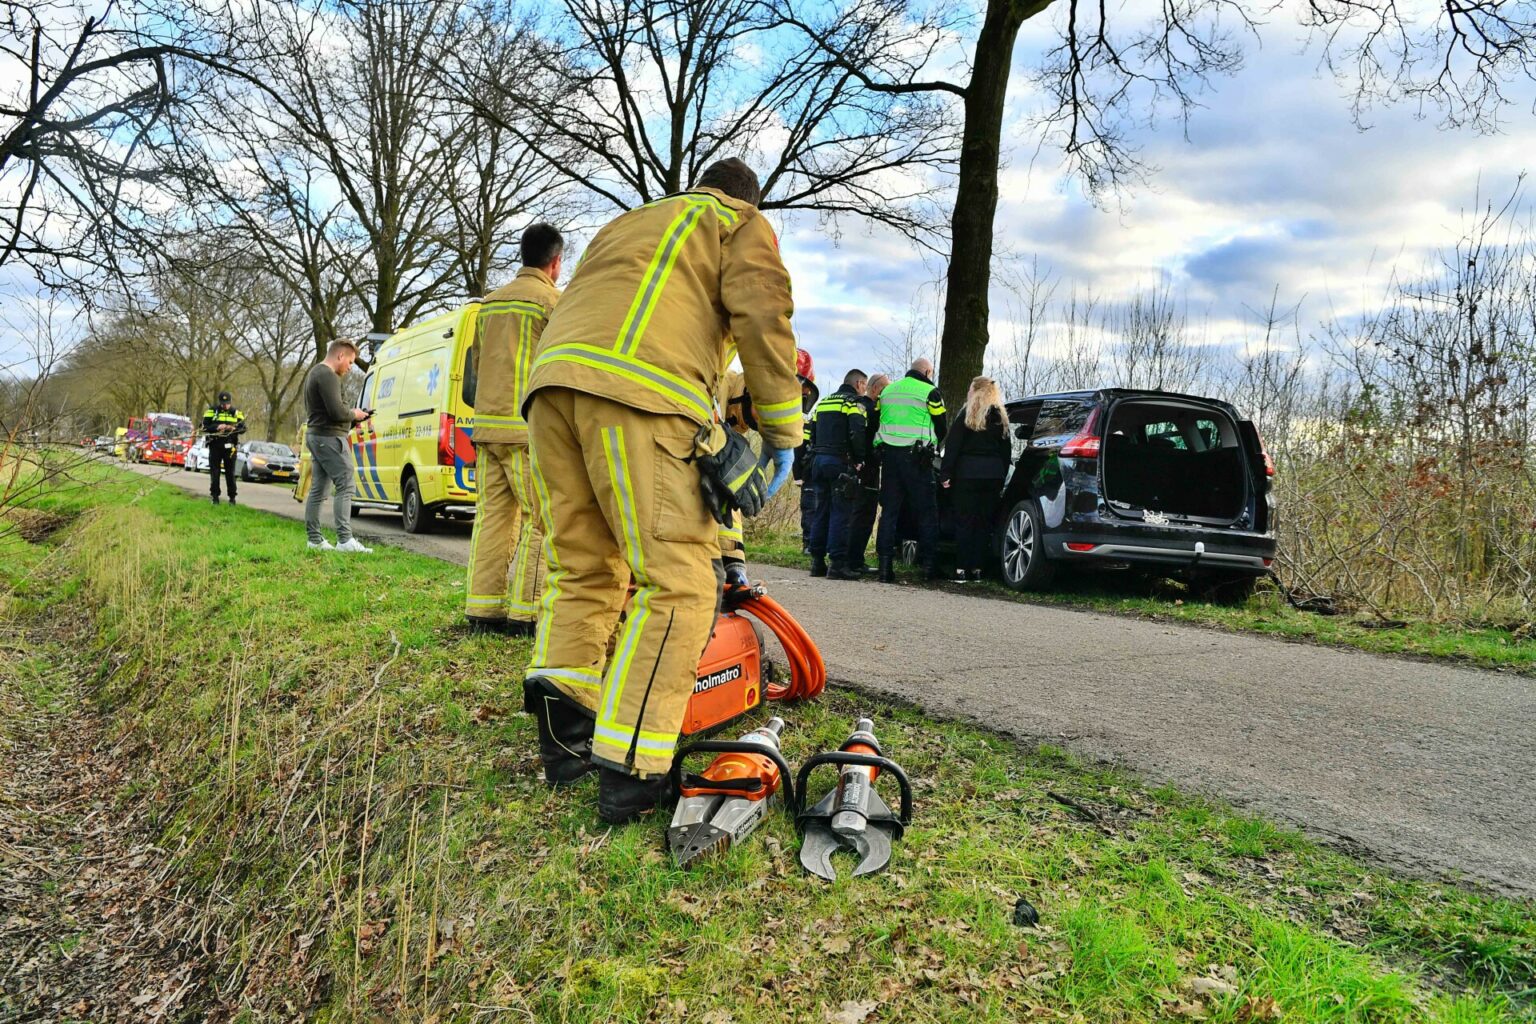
top-left (303, 339), bottom-right (374, 552)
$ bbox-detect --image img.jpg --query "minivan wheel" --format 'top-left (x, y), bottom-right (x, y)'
top-left (1000, 499), bottom-right (1056, 591)
top-left (401, 475), bottom-right (434, 534)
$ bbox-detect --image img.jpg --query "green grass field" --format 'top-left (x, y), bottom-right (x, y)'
top-left (743, 531), bottom-right (1536, 676)
top-left (2, 472), bottom-right (1533, 1021)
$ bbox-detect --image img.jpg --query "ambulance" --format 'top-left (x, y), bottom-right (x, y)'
top-left (346, 303), bottom-right (482, 532)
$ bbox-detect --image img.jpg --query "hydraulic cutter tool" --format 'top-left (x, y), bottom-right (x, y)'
top-left (666, 717), bottom-right (796, 868)
top-left (797, 718), bottom-right (912, 881)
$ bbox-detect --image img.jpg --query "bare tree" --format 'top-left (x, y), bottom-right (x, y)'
top-left (229, 273), bottom-right (313, 440)
top-left (0, 0), bottom-right (284, 290)
top-left (451, 0), bottom-right (957, 240)
top-left (787, 0), bottom-right (1536, 412)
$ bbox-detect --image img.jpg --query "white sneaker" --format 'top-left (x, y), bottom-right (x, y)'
top-left (335, 538), bottom-right (373, 554)
top-left (307, 539), bottom-right (334, 551)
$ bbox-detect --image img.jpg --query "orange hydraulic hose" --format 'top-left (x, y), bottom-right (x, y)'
top-left (732, 593), bottom-right (827, 702)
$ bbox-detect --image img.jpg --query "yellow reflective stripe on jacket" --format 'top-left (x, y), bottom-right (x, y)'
top-left (616, 194), bottom-right (742, 357)
top-left (535, 343), bottom-right (713, 421)
top-left (718, 520), bottom-right (744, 543)
top-left (472, 414), bottom-right (523, 429)
top-left (756, 396), bottom-right (800, 426)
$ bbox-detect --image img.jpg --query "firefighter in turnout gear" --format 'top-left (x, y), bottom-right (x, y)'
top-left (521, 159), bottom-right (802, 824)
top-left (806, 369), bottom-right (868, 580)
top-left (874, 358), bottom-right (948, 582)
top-left (464, 224), bottom-right (565, 637)
top-left (202, 391), bottom-right (246, 505)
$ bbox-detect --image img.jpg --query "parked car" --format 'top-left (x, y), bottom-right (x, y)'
top-left (985, 389), bottom-right (1276, 602)
top-left (235, 441), bottom-right (299, 483)
top-left (183, 436), bottom-right (210, 473)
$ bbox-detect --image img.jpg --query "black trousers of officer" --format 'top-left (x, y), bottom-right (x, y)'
top-left (845, 453), bottom-right (879, 568)
top-left (209, 442), bottom-right (237, 501)
top-left (875, 445), bottom-right (939, 565)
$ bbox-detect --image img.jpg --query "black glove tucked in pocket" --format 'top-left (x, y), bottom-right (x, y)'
top-left (694, 425), bottom-right (768, 525)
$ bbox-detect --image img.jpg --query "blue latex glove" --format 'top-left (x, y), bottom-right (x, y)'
top-left (761, 445), bottom-right (795, 499)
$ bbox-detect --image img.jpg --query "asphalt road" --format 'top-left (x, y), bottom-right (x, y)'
top-left (124, 461), bottom-right (1536, 897)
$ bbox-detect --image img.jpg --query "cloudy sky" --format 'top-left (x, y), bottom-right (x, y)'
top-left (780, 0), bottom-right (1536, 390)
top-left (4, 0), bottom-right (1532, 397)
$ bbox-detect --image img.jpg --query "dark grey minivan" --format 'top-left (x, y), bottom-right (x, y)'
top-left (994, 389), bottom-right (1276, 600)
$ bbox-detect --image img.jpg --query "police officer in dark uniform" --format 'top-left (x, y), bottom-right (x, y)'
top-left (806, 369), bottom-right (868, 580)
top-left (201, 391), bottom-right (246, 505)
top-left (844, 372), bottom-right (888, 573)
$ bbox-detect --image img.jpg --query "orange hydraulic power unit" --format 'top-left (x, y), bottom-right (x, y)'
top-left (681, 583), bottom-right (827, 737)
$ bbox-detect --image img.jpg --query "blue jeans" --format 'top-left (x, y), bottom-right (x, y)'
top-left (806, 454), bottom-right (853, 562)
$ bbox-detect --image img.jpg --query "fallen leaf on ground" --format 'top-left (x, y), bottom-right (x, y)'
top-left (1187, 975), bottom-right (1240, 998)
top-left (826, 999), bottom-right (878, 1024)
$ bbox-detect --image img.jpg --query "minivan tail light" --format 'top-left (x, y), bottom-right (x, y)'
top-left (1060, 407), bottom-right (1102, 459)
top-left (438, 413), bottom-right (456, 466)
top-left (1255, 427), bottom-right (1275, 477)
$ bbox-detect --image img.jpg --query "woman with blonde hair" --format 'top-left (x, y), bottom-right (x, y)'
top-left (939, 376), bottom-right (1011, 582)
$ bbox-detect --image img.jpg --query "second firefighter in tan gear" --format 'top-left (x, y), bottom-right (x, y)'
top-left (522, 159), bottom-right (802, 822)
top-left (464, 225), bottom-right (564, 636)
top-left (717, 367), bottom-right (750, 584)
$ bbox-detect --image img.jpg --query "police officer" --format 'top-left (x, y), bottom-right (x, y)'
top-left (806, 369), bottom-right (868, 580)
top-left (874, 358), bottom-right (947, 582)
top-left (521, 158), bottom-right (802, 824)
top-left (464, 224), bottom-right (564, 637)
top-left (844, 372), bottom-right (888, 573)
top-left (201, 390), bottom-right (246, 505)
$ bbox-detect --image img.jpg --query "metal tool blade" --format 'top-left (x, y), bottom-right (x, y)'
top-left (668, 819), bottom-right (731, 868)
top-left (850, 823), bottom-right (896, 876)
top-left (799, 824), bottom-right (844, 881)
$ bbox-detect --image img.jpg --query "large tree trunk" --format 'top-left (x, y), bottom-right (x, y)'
top-left (936, 0), bottom-right (1048, 412)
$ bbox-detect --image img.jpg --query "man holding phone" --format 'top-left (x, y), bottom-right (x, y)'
top-left (302, 338), bottom-right (374, 553)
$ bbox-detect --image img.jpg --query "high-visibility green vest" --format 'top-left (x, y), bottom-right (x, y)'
top-left (875, 375), bottom-right (944, 448)
top-left (203, 407), bottom-right (244, 444)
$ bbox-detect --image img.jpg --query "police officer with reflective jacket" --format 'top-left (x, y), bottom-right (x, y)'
top-left (807, 369), bottom-right (868, 580)
top-left (844, 372), bottom-right (888, 573)
top-left (201, 390), bottom-right (246, 505)
top-left (874, 358), bottom-right (947, 581)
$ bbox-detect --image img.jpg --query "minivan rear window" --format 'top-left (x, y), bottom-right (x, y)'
top-left (1032, 400), bottom-right (1092, 444)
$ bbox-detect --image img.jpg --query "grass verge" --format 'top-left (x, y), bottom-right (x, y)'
top-left (744, 532), bottom-right (1536, 676)
top-left (3, 477), bottom-right (1533, 1022)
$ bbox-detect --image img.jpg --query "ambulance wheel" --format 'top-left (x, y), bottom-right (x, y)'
top-left (402, 475), bottom-right (434, 534)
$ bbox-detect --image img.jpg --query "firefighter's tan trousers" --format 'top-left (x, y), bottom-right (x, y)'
top-left (525, 388), bottom-right (720, 778)
top-left (465, 441), bottom-right (544, 623)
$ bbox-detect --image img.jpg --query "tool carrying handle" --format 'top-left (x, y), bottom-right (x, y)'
top-left (795, 752), bottom-right (913, 827)
top-left (669, 739), bottom-right (796, 810)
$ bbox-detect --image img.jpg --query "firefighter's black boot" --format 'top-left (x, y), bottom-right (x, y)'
top-left (827, 561), bottom-right (859, 581)
top-left (523, 678), bottom-right (596, 787)
top-left (809, 554), bottom-right (828, 577)
top-left (597, 767), bottom-right (673, 825)
top-left (877, 556), bottom-right (896, 583)
top-left (923, 559), bottom-right (942, 582)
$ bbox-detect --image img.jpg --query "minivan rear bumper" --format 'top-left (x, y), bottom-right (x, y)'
top-left (1047, 526), bottom-right (1274, 573)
